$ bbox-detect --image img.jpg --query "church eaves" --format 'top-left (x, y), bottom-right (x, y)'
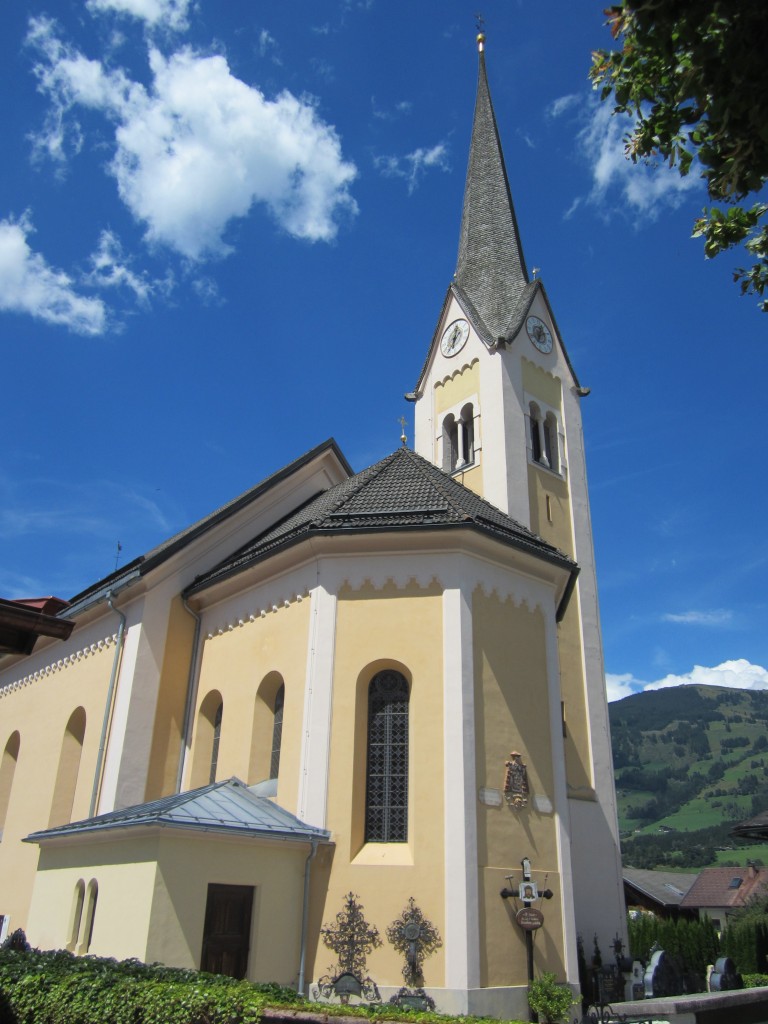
top-left (454, 39), bottom-right (531, 342)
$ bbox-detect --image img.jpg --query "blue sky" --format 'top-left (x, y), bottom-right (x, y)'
top-left (1, 1), bottom-right (766, 701)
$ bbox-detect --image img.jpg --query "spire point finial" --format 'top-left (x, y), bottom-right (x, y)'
top-left (475, 13), bottom-right (485, 51)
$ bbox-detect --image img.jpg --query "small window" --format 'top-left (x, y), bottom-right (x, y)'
top-left (210, 702), bottom-right (223, 784)
top-left (365, 670), bottom-right (409, 843)
top-left (544, 412), bottom-right (559, 473)
top-left (68, 880), bottom-right (85, 951)
top-left (269, 684), bottom-right (284, 780)
top-left (0, 732), bottom-right (20, 840)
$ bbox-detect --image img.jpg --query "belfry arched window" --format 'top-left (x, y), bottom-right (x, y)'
top-left (543, 412), bottom-right (559, 473)
top-left (442, 405), bottom-right (475, 473)
top-left (365, 670), bottom-right (409, 843)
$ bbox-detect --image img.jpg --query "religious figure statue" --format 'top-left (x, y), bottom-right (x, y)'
top-left (503, 750), bottom-right (529, 809)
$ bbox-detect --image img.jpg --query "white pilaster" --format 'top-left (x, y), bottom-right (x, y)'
top-left (543, 604), bottom-right (579, 983)
top-left (442, 575), bottom-right (480, 989)
top-left (297, 575), bottom-right (337, 827)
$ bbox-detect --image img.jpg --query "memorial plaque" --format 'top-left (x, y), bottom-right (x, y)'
top-left (516, 907), bottom-right (544, 931)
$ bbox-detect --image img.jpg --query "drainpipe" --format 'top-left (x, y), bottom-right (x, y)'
top-left (89, 592), bottom-right (127, 817)
top-left (297, 839), bottom-right (319, 996)
top-left (176, 596), bottom-right (202, 793)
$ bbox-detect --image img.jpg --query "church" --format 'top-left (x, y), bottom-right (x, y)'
top-left (0, 36), bottom-right (625, 1020)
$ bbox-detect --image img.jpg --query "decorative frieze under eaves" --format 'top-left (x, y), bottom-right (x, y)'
top-left (203, 554), bottom-right (554, 638)
top-left (0, 635), bottom-right (118, 699)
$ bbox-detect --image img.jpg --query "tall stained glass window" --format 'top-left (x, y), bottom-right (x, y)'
top-left (365, 670), bottom-right (409, 842)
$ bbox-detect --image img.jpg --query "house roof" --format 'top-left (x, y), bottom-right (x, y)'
top-left (25, 777), bottom-right (331, 845)
top-left (185, 445), bottom-right (578, 609)
top-left (679, 865), bottom-right (768, 910)
top-left (623, 867), bottom-right (698, 908)
top-left (0, 596), bottom-right (74, 655)
top-left (731, 811), bottom-right (768, 843)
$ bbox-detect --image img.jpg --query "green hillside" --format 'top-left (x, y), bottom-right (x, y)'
top-left (608, 684), bottom-right (768, 870)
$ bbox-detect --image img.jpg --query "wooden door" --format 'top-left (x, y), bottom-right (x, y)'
top-left (200, 883), bottom-right (254, 979)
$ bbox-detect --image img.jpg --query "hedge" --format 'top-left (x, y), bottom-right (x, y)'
top-left (0, 947), bottom-right (295, 1024)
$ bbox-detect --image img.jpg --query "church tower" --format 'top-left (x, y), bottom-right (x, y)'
top-left (411, 33), bottom-right (625, 962)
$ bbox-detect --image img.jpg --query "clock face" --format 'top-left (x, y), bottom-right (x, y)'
top-left (526, 316), bottom-right (553, 354)
top-left (441, 318), bottom-right (469, 358)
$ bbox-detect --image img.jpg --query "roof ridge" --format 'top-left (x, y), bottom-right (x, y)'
top-left (399, 447), bottom-right (475, 520)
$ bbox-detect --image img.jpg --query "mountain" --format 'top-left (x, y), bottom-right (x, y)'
top-left (608, 685), bottom-right (768, 870)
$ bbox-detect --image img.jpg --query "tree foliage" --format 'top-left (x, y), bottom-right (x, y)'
top-left (590, 1), bottom-right (768, 310)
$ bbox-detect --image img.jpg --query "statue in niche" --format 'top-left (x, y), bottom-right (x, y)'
top-left (503, 750), bottom-right (529, 809)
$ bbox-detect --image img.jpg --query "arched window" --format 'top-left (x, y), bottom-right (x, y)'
top-left (529, 402), bottom-right (544, 466)
top-left (269, 683), bottom-right (284, 780)
top-left (209, 701), bottom-right (223, 784)
top-left (68, 879), bottom-right (85, 951)
top-left (79, 879), bottom-right (98, 954)
top-left (443, 406), bottom-right (475, 473)
top-left (49, 708), bottom-right (86, 828)
top-left (442, 414), bottom-right (458, 472)
top-left (0, 731), bottom-right (20, 841)
top-left (544, 412), bottom-right (559, 473)
top-left (248, 673), bottom-right (286, 786)
top-left (365, 670), bottom-right (409, 843)
top-left (459, 403), bottom-right (475, 466)
top-left (191, 691), bottom-right (224, 789)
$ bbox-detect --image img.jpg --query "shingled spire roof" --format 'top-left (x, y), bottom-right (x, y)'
top-left (454, 38), bottom-right (533, 341)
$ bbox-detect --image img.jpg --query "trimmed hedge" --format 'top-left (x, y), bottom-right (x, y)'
top-left (0, 948), bottom-right (531, 1024)
top-left (0, 948), bottom-right (296, 1024)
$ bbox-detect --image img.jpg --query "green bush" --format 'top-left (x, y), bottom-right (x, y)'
top-left (527, 973), bottom-right (575, 1024)
top-left (743, 973), bottom-right (768, 988)
top-left (0, 948), bottom-right (295, 1024)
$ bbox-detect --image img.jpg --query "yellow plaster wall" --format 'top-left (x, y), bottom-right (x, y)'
top-left (188, 598), bottom-right (310, 812)
top-left (522, 360), bottom-right (562, 410)
top-left (526, 468), bottom-right (593, 794)
top-left (434, 360), bottom-right (480, 414)
top-left (557, 596), bottom-right (593, 793)
top-left (0, 645), bottom-right (114, 933)
top-left (449, 462), bottom-right (483, 497)
top-left (315, 581), bottom-right (447, 989)
top-left (144, 596), bottom-right (197, 801)
top-left (27, 838), bottom-right (158, 958)
top-left (472, 591), bottom-right (565, 985)
top-left (151, 833), bottom-right (309, 983)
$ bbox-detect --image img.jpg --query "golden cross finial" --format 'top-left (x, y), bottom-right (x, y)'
top-left (399, 416), bottom-right (407, 446)
top-left (475, 12), bottom-right (485, 49)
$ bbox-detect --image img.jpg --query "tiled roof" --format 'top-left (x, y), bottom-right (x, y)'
top-left (186, 446), bottom-right (576, 597)
top-left (25, 777), bottom-right (330, 845)
top-left (679, 866), bottom-right (768, 909)
top-left (623, 867), bottom-right (698, 908)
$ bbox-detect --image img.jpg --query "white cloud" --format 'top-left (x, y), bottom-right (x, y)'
top-left (0, 214), bottom-right (107, 335)
top-left (548, 93), bottom-right (580, 119)
top-left (663, 610), bottom-right (733, 626)
top-left (28, 19), bottom-right (358, 260)
top-left (85, 229), bottom-right (171, 305)
top-left (375, 142), bottom-right (450, 195)
top-left (607, 659), bottom-right (768, 702)
top-left (85, 0), bottom-right (192, 32)
top-left (605, 672), bottom-right (638, 703)
top-left (577, 100), bottom-right (699, 216)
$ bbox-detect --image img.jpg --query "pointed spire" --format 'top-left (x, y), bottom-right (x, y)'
top-left (455, 36), bottom-right (530, 340)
